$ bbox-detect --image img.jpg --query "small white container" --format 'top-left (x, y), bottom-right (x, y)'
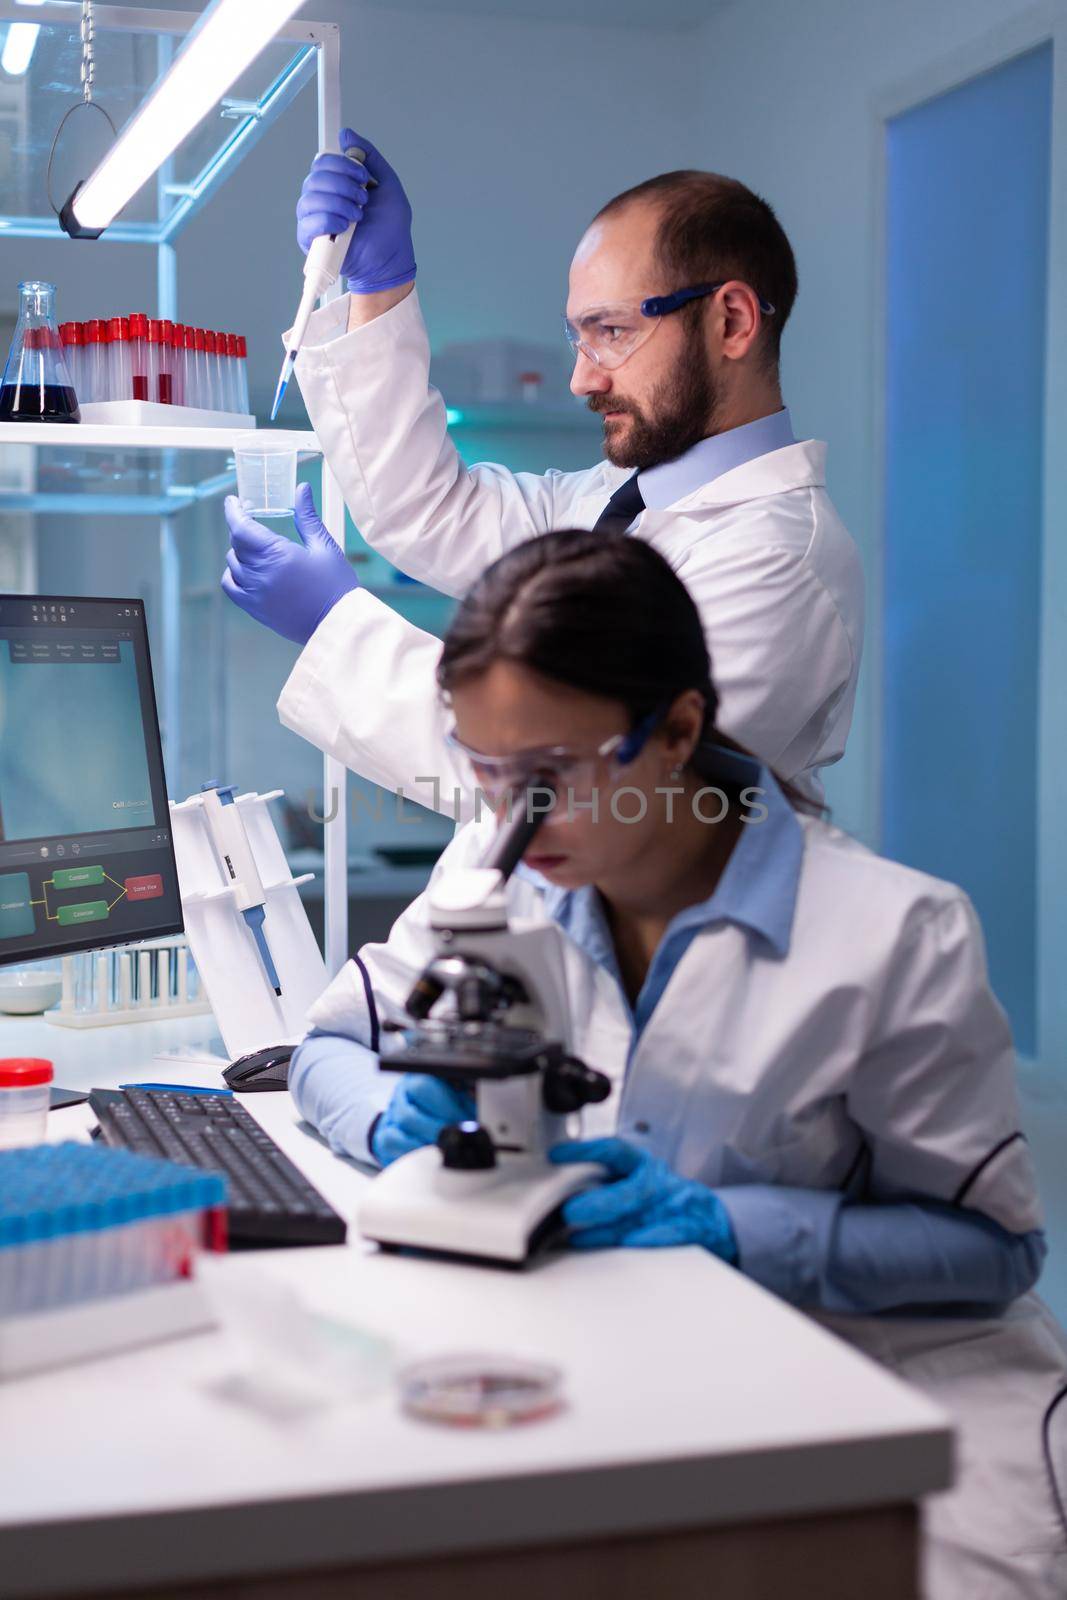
top-left (0, 969), bottom-right (63, 1015)
top-left (0, 1058), bottom-right (53, 1149)
top-left (233, 432), bottom-right (299, 519)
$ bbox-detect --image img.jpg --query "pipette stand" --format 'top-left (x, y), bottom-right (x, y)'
top-left (165, 787), bottom-right (328, 1064)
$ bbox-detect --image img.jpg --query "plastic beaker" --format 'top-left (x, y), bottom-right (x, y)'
top-left (233, 433), bottom-right (299, 518)
top-left (0, 282), bottom-right (80, 423)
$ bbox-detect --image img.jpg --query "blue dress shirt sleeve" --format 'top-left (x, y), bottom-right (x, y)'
top-left (716, 1185), bottom-right (1046, 1314)
top-left (288, 1029), bottom-right (391, 1167)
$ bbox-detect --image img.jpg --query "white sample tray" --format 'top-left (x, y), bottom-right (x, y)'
top-left (78, 400), bottom-right (255, 430)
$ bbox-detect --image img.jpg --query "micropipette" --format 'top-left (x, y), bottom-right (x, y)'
top-left (270, 145), bottom-right (376, 422)
top-left (200, 782), bottom-right (282, 997)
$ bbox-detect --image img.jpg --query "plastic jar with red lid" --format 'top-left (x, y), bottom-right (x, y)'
top-left (0, 1058), bottom-right (53, 1148)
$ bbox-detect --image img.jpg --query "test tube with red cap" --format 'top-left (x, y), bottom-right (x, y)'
top-left (214, 331), bottom-right (229, 409)
top-left (107, 318), bottom-right (132, 402)
top-left (235, 336), bottom-right (249, 414)
top-left (216, 334), bottom-right (232, 412)
top-left (129, 315), bottom-right (149, 400)
top-left (193, 329), bottom-right (208, 410)
top-left (203, 331), bottom-right (220, 410)
top-left (218, 334), bottom-right (235, 412)
top-left (146, 320), bottom-right (165, 404)
top-left (169, 325), bottom-right (185, 406)
top-left (84, 319), bottom-right (107, 403)
top-left (179, 326), bottom-right (196, 409)
top-left (227, 335), bottom-right (244, 414)
top-left (157, 319), bottom-right (175, 404)
top-left (59, 323), bottom-right (82, 401)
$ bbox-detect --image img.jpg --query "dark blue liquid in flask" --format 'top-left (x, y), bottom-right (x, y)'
top-left (0, 281), bottom-right (81, 422)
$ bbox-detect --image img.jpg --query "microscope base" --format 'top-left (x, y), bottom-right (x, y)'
top-left (358, 1147), bottom-right (604, 1265)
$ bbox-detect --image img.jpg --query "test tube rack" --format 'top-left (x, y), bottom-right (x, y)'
top-left (0, 1143), bottom-right (220, 1379)
top-left (0, 1278), bottom-right (216, 1379)
top-left (47, 934), bottom-right (211, 1030)
top-left (78, 400), bottom-right (255, 430)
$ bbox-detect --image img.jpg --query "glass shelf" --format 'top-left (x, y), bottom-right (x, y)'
top-left (0, 421), bottom-right (318, 515)
top-left (0, 4), bottom-right (354, 982)
top-left (0, 2), bottom-right (323, 244)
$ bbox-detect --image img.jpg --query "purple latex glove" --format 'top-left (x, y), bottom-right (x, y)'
top-left (221, 482), bottom-right (358, 646)
top-left (295, 127), bottom-right (416, 294)
top-left (550, 1137), bottom-right (739, 1257)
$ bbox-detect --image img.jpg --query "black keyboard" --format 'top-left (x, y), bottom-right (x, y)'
top-left (88, 1087), bottom-right (347, 1249)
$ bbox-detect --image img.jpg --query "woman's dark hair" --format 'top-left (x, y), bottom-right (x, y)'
top-left (438, 528), bottom-right (818, 813)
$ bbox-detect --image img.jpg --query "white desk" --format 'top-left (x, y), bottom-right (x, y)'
top-left (0, 1014), bottom-right (952, 1599)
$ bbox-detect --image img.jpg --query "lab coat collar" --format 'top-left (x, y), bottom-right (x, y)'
top-left (516, 759), bottom-right (803, 962)
top-left (662, 438), bottom-right (827, 513)
top-left (571, 439), bottom-right (827, 536)
top-left (638, 408), bottom-right (796, 511)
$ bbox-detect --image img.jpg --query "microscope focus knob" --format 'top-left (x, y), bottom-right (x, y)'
top-left (438, 1120), bottom-right (497, 1170)
top-left (543, 1054), bottom-right (613, 1115)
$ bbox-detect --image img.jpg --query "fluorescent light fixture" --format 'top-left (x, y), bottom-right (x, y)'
top-left (2, 22), bottom-right (41, 77)
top-left (67, 0), bottom-right (305, 235)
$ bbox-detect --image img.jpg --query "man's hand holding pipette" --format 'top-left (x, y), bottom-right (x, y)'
top-left (272, 130), bottom-right (415, 418)
top-left (296, 128), bottom-right (416, 294)
top-left (222, 483), bottom-right (359, 645)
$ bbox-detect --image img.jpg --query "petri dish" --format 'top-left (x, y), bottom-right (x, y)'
top-left (399, 1353), bottom-right (564, 1429)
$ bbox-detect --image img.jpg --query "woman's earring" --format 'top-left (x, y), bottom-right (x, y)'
top-left (670, 763), bottom-right (684, 781)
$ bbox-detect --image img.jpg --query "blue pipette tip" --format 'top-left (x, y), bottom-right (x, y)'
top-left (243, 904), bottom-right (283, 997)
top-left (270, 352), bottom-right (296, 422)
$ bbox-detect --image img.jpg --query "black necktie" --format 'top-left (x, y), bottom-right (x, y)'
top-left (593, 473), bottom-right (645, 534)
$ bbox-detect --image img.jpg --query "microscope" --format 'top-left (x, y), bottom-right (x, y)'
top-left (357, 784), bottom-right (611, 1264)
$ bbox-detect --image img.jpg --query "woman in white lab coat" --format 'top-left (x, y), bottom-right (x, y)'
top-left (291, 529), bottom-right (1067, 1599)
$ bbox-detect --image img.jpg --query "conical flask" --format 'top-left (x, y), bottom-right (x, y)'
top-left (0, 281), bottom-right (81, 423)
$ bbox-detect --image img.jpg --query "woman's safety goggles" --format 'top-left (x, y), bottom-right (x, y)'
top-left (563, 282), bottom-right (776, 371)
top-left (445, 708), bottom-right (663, 806)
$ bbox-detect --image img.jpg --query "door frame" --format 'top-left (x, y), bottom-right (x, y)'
top-left (867, 1), bottom-right (1066, 1078)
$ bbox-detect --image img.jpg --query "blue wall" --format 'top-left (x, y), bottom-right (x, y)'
top-left (883, 45), bottom-right (1052, 1053)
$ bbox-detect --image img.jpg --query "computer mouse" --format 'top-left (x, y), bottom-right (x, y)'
top-left (223, 1044), bottom-right (295, 1092)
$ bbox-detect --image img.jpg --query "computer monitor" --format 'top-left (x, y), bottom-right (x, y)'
top-left (0, 594), bottom-right (183, 968)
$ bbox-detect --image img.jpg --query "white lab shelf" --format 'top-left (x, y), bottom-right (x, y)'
top-left (0, 6), bottom-right (350, 978)
top-left (0, 422), bottom-right (319, 454)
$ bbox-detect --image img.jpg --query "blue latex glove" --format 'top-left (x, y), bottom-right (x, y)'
top-left (370, 1074), bottom-right (477, 1168)
top-left (550, 1137), bottom-right (739, 1257)
top-left (295, 127), bottom-right (416, 294)
top-left (221, 482), bottom-right (358, 646)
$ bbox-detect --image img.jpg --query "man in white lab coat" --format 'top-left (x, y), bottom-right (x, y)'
top-left (222, 133), bottom-right (864, 812)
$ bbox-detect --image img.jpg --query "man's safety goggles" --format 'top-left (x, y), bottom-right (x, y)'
top-left (444, 708), bottom-right (663, 805)
top-left (563, 282), bottom-right (776, 371)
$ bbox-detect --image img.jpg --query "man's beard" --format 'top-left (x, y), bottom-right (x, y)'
top-left (589, 345), bottom-right (721, 471)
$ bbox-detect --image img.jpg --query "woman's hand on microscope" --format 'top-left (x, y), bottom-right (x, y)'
top-left (550, 1138), bottom-right (739, 1259)
top-left (370, 1074), bottom-right (477, 1167)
